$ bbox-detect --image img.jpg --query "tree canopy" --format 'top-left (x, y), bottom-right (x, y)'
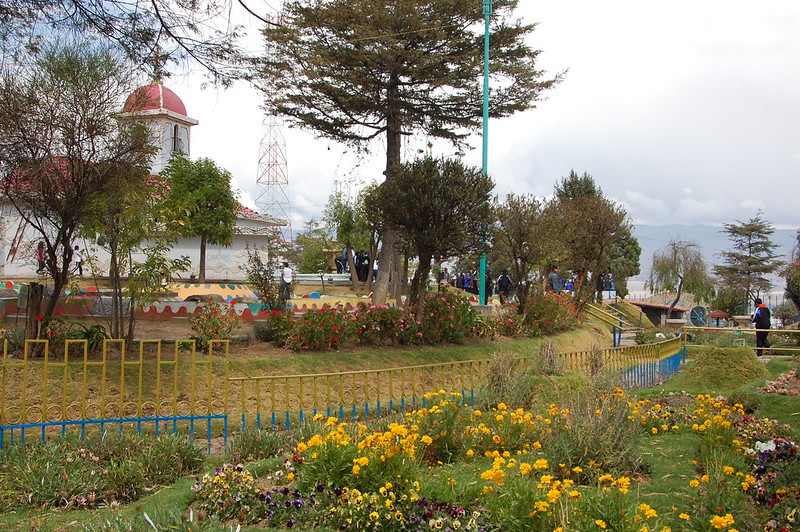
top-left (713, 211), bottom-right (785, 311)
top-left (550, 171), bottom-right (637, 306)
top-left (0, 39), bottom-right (152, 328)
top-left (0, 0), bottom-right (260, 84)
top-left (783, 229), bottom-right (800, 311)
top-left (160, 156), bottom-right (240, 283)
top-left (492, 193), bottom-right (563, 310)
top-left (647, 239), bottom-right (714, 320)
top-left (374, 156), bottom-right (493, 316)
top-left (260, 0), bottom-right (560, 303)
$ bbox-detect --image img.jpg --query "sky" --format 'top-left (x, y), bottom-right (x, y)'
top-left (167, 0), bottom-right (800, 233)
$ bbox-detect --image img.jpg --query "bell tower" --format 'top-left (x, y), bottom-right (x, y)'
top-left (117, 83), bottom-right (199, 174)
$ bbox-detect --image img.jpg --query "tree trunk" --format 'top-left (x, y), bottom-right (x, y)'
top-left (666, 276), bottom-right (684, 321)
top-left (372, 73), bottom-right (402, 305)
top-left (345, 244), bottom-right (360, 291)
top-left (199, 235), bottom-right (207, 283)
top-left (25, 282), bottom-right (43, 340)
top-left (108, 235), bottom-right (122, 339)
top-left (411, 252), bottom-right (432, 319)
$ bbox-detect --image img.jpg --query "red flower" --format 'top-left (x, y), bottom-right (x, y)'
top-left (36, 315), bottom-right (43, 321)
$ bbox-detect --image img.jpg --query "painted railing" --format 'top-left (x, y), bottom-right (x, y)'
top-left (682, 326), bottom-right (800, 354)
top-left (0, 335), bottom-right (684, 447)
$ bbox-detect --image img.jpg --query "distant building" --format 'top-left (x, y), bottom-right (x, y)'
top-left (0, 82), bottom-right (283, 281)
top-left (627, 300), bottom-right (689, 327)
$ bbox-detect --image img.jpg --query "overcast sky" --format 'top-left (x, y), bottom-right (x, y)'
top-left (168, 0), bottom-right (800, 233)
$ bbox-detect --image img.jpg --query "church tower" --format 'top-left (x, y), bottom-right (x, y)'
top-left (117, 83), bottom-right (199, 174)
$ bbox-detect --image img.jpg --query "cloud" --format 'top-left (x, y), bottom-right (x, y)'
top-left (623, 192), bottom-right (671, 225)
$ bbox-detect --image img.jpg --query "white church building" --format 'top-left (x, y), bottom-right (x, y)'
top-left (0, 82), bottom-right (283, 281)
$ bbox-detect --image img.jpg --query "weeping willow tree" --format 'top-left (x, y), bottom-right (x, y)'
top-left (647, 239), bottom-right (715, 320)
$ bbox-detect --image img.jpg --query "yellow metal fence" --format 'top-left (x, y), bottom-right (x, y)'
top-left (1, 334), bottom-right (685, 440)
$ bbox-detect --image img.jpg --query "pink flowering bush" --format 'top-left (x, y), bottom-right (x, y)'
top-left (419, 290), bottom-right (478, 344)
top-left (352, 303), bottom-right (413, 346)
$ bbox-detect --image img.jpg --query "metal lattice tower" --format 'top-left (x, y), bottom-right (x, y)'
top-left (255, 112), bottom-right (292, 244)
top-left (255, 7), bottom-right (292, 245)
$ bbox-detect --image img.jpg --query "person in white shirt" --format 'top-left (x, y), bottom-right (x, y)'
top-left (281, 261), bottom-right (293, 300)
top-left (72, 245), bottom-right (83, 276)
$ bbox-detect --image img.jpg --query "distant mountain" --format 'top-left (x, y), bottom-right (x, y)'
top-left (631, 224), bottom-right (796, 282)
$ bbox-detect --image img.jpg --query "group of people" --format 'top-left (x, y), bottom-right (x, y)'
top-left (35, 242), bottom-right (83, 276)
top-left (438, 263), bottom-right (570, 306)
top-left (335, 248), bottom-right (373, 283)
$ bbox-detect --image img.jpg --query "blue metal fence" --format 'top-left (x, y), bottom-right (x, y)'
top-left (0, 414), bottom-right (227, 454)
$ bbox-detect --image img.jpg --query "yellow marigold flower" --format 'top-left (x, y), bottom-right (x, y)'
top-left (534, 459), bottom-right (549, 469)
top-left (534, 500), bottom-right (550, 513)
top-left (595, 519), bottom-right (607, 529)
top-left (296, 442), bottom-right (308, 453)
top-left (519, 462), bottom-right (533, 475)
top-left (466, 449), bottom-right (475, 457)
top-left (493, 435), bottom-right (502, 444)
top-left (497, 402), bottom-right (508, 410)
top-left (313, 413), bottom-right (324, 421)
top-left (547, 489), bottom-right (561, 502)
top-left (598, 474), bottom-right (613, 482)
top-left (533, 441), bottom-right (542, 449)
top-left (709, 514), bottom-right (730, 529)
top-left (421, 435), bottom-right (433, 445)
top-left (352, 465), bottom-right (361, 475)
top-left (287, 472), bottom-right (295, 480)
top-left (569, 490), bottom-right (582, 500)
top-left (689, 480), bottom-right (700, 488)
top-left (679, 513), bottom-right (690, 520)
top-left (652, 427), bottom-right (658, 434)
top-left (474, 409), bottom-right (482, 416)
top-left (572, 466), bottom-right (583, 473)
top-left (701, 474), bottom-right (709, 483)
top-left (722, 466), bottom-right (734, 475)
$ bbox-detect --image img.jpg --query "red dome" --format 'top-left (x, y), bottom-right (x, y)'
top-left (123, 83), bottom-right (188, 116)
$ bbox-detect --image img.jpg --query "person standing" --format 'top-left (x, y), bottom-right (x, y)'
top-left (497, 269), bottom-right (512, 305)
top-left (36, 242), bottom-right (47, 274)
top-left (546, 265), bottom-right (563, 294)
top-left (71, 245), bottom-right (83, 276)
top-left (281, 261), bottom-right (294, 300)
top-left (751, 297), bottom-right (771, 356)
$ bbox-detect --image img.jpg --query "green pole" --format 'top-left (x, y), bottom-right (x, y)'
top-left (479, 0), bottom-right (492, 306)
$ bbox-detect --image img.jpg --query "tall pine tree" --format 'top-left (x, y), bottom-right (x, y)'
top-left (713, 211), bottom-right (785, 312)
top-left (260, 0), bottom-right (560, 303)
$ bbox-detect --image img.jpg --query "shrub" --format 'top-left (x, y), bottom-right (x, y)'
top-left (352, 303), bottom-right (410, 346)
top-left (419, 290), bottom-right (477, 344)
top-left (281, 306), bottom-right (351, 351)
top-left (188, 298), bottom-right (242, 349)
top-left (68, 323), bottom-right (110, 354)
top-left (519, 291), bottom-right (580, 337)
top-left (540, 389), bottom-right (648, 482)
top-left (0, 327), bottom-right (26, 354)
top-left (0, 434), bottom-right (203, 509)
top-left (252, 321), bottom-right (276, 342)
top-left (226, 429), bottom-right (292, 464)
